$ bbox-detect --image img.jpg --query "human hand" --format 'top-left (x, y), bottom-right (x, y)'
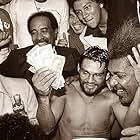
top-left (127, 44), bottom-right (140, 84)
top-left (57, 32), bottom-right (68, 47)
top-left (120, 109), bottom-right (140, 140)
top-left (0, 31), bottom-right (11, 49)
top-left (120, 126), bottom-right (140, 140)
top-left (0, 47), bottom-right (9, 64)
top-left (32, 67), bottom-right (57, 96)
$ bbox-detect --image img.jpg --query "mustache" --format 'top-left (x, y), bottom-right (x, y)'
top-left (34, 38), bottom-right (50, 45)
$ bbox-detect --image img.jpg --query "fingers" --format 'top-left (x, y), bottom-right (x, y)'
top-left (121, 126), bottom-right (140, 136)
top-left (127, 54), bottom-right (137, 68)
top-left (127, 46), bottom-right (140, 68)
top-left (120, 135), bottom-right (140, 140)
top-left (0, 31), bottom-right (10, 41)
top-left (63, 32), bottom-right (67, 40)
top-left (32, 67), bottom-right (57, 95)
top-left (0, 35), bottom-right (11, 48)
top-left (132, 47), bottom-right (140, 64)
top-left (0, 48), bottom-right (9, 55)
top-left (0, 47), bottom-right (9, 64)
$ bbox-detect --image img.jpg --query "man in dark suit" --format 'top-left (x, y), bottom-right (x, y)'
top-left (0, 11), bottom-right (80, 86)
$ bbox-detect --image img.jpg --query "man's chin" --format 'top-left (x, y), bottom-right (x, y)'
top-left (120, 99), bottom-right (130, 106)
top-left (38, 42), bottom-right (49, 46)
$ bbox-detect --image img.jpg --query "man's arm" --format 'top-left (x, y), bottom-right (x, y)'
top-left (32, 67), bottom-right (65, 134)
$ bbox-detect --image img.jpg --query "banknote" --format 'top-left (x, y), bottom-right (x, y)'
top-left (26, 44), bottom-right (65, 89)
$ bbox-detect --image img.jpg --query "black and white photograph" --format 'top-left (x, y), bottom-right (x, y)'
top-left (0, 0), bottom-right (140, 140)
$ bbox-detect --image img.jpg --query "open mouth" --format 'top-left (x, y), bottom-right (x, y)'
top-left (86, 83), bottom-right (96, 89)
top-left (84, 17), bottom-right (94, 23)
top-left (116, 89), bottom-right (124, 96)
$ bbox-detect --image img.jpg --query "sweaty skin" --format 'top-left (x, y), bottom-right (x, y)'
top-left (51, 81), bottom-right (118, 140)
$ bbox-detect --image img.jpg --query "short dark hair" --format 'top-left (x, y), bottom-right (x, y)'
top-left (69, 0), bottom-right (106, 10)
top-left (108, 18), bottom-right (140, 60)
top-left (79, 46), bottom-right (109, 68)
top-left (0, 113), bottom-right (48, 140)
top-left (27, 11), bottom-right (58, 33)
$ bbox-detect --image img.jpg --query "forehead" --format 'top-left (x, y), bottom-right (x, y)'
top-left (30, 16), bottom-right (52, 29)
top-left (73, 0), bottom-right (97, 9)
top-left (81, 58), bottom-right (106, 73)
top-left (108, 57), bottom-right (132, 73)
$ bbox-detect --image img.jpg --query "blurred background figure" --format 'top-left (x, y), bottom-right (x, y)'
top-left (0, 1), bottom-right (15, 64)
top-left (69, 7), bottom-right (85, 54)
top-left (70, 0), bottom-right (108, 50)
top-left (0, 113), bottom-right (48, 140)
top-left (1, 0), bottom-right (69, 48)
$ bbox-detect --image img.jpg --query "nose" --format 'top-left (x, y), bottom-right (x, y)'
top-left (87, 74), bottom-right (94, 83)
top-left (109, 76), bottom-right (118, 88)
top-left (37, 32), bottom-right (43, 41)
top-left (82, 10), bottom-right (88, 20)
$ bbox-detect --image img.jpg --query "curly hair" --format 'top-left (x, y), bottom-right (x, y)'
top-left (0, 113), bottom-right (48, 140)
top-left (79, 46), bottom-right (109, 68)
top-left (108, 18), bottom-right (140, 60)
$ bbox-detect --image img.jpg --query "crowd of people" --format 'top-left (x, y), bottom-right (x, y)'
top-left (0, 0), bottom-right (139, 140)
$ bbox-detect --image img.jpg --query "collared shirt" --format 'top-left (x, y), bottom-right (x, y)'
top-left (0, 74), bottom-right (38, 124)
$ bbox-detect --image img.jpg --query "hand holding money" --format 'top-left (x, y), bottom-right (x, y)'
top-left (32, 67), bottom-right (57, 96)
top-left (27, 44), bottom-right (65, 90)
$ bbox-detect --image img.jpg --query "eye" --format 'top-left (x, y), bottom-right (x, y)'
top-left (41, 28), bottom-right (48, 33)
top-left (117, 74), bottom-right (126, 79)
top-left (80, 69), bottom-right (88, 75)
top-left (85, 4), bottom-right (91, 10)
top-left (94, 73), bottom-right (105, 79)
top-left (31, 30), bottom-right (37, 36)
top-left (76, 11), bottom-right (82, 16)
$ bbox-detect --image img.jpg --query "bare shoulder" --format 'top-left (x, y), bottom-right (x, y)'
top-left (101, 87), bottom-right (119, 102)
top-left (65, 80), bottom-right (79, 95)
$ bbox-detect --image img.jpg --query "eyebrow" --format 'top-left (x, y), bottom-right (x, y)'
top-left (83, 2), bottom-right (92, 8)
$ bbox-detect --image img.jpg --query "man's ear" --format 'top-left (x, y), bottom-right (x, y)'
top-left (77, 63), bottom-right (80, 73)
top-left (54, 29), bottom-right (58, 39)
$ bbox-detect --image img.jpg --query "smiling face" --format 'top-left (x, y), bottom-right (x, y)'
top-left (79, 58), bottom-right (107, 96)
top-left (69, 8), bottom-right (85, 34)
top-left (108, 57), bottom-right (138, 105)
top-left (29, 16), bottom-right (57, 46)
top-left (73, 0), bottom-right (101, 29)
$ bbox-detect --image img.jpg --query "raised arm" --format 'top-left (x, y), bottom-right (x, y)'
top-left (32, 67), bottom-right (65, 134)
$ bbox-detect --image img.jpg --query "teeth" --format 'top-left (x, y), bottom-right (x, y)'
top-left (74, 25), bottom-right (81, 29)
top-left (117, 89), bottom-right (123, 92)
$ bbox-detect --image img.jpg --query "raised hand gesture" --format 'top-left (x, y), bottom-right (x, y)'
top-left (127, 44), bottom-right (140, 84)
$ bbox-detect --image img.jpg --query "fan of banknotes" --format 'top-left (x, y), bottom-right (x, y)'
top-left (26, 44), bottom-right (65, 90)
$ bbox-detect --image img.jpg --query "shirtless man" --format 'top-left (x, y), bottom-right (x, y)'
top-left (36, 46), bottom-right (140, 140)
